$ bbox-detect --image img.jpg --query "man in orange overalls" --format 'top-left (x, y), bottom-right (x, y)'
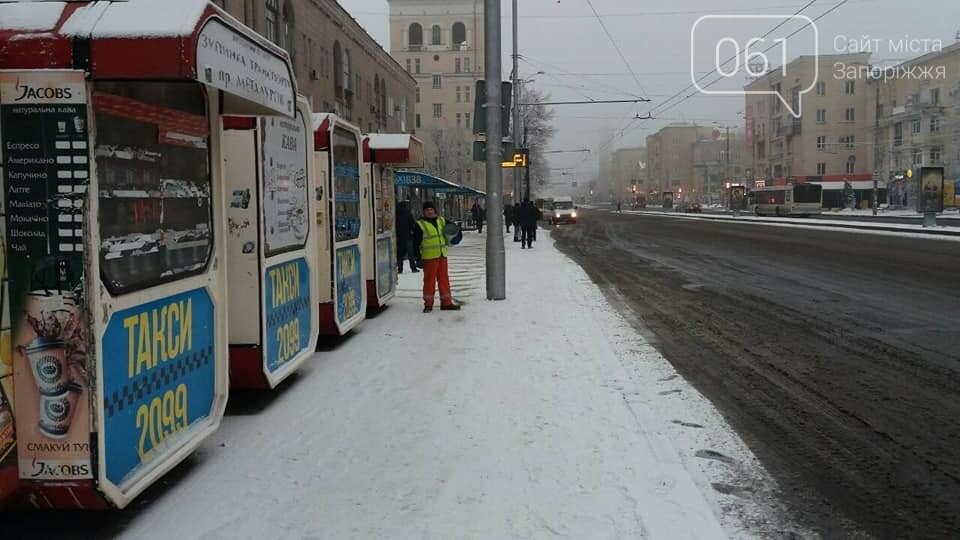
top-left (413, 201), bottom-right (461, 313)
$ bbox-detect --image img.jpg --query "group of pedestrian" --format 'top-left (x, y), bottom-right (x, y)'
top-left (396, 200), bottom-right (462, 313)
top-left (502, 200), bottom-right (540, 249)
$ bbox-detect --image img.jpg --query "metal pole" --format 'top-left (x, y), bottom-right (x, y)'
top-left (523, 126), bottom-right (530, 200)
top-left (512, 0), bottom-right (521, 212)
top-left (724, 126), bottom-right (730, 207)
top-left (873, 86), bottom-right (880, 216)
top-left (484, 0), bottom-right (505, 300)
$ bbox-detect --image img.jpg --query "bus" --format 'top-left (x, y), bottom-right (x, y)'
top-left (750, 184), bottom-right (823, 216)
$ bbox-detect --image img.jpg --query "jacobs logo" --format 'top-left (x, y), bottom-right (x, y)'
top-left (14, 79), bottom-right (74, 101)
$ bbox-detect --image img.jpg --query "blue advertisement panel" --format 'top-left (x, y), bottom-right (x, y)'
top-left (335, 245), bottom-right (362, 324)
top-left (101, 288), bottom-right (216, 486)
top-left (264, 258), bottom-right (311, 372)
top-left (376, 238), bottom-right (394, 299)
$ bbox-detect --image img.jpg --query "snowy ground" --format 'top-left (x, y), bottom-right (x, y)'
top-left (109, 230), bottom-right (808, 539)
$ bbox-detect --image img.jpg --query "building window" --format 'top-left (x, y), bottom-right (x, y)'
top-left (409, 23), bottom-right (423, 48)
top-left (845, 107), bottom-right (855, 122)
top-left (844, 80), bottom-right (855, 95)
top-left (333, 41), bottom-right (343, 96)
top-left (456, 113), bottom-right (462, 128)
top-left (816, 136), bottom-right (826, 150)
top-left (912, 119), bottom-right (921, 134)
top-left (465, 112), bottom-right (470, 128)
top-left (452, 22), bottom-right (466, 45)
top-left (431, 25), bottom-right (442, 45)
top-left (415, 87), bottom-right (420, 103)
top-left (355, 75), bottom-right (362, 101)
top-left (455, 58), bottom-right (461, 73)
top-left (931, 88), bottom-right (940, 105)
top-left (406, 59), bottom-right (411, 72)
top-left (465, 85), bottom-right (471, 102)
top-left (464, 57), bottom-right (471, 72)
top-left (456, 86), bottom-right (461, 102)
top-left (845, 136), bottom-right (855, 149)
top-left (894, 122), bottom-right (903, 146)
top-left (415, 58), bottom-right (421, 74)
top-left (912, 149), bottom-right (922, 165)
top-left (343, 49), bottom-right (352, 92)
top-left (930, 116), bottom-right (941, 133)
top-left (367, 80), bottom-right (373, 103)
top-left (415, 113), bottom-right (421, 128)
top-left (815, 109), bottom-right (825, 123)
top-left (817, 81), bottom-right (826, 96)
top-left (433, 103), bottom-right (442, 118)
top-left (282, 1), bottom-right (294, 60)
top-left (432, 74), bottom-right (442, 89)
top-left (845, 161), bottom-right (855, 174)
top-left (265, 0), bottom-right (279, 45)
top-left (465, 168), bottom-right (471, 183)
top-left (817, 162), bottom-right (826, 175)
top-left (931, 146), bottom-right (941, 162)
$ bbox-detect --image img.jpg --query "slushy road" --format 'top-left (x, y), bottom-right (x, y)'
top-left (551, 209), bottom-right (960, 539)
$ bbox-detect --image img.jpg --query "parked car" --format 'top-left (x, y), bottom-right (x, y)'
top-left (684, 203), bottom-right (703, 213)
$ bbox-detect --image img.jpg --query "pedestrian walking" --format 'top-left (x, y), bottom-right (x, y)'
top-left (471, 201), bottom-right (485, 233)
top-left (414, 201), bottom-right (461, 312)
top-left (518, 199), bottom-right (538, 249)
top-left (616, 200), bottom-right (622, 213)
top-left (395, 200), bottom-right (419, 273)
top-left (503, 203), bottom-right (514, 233)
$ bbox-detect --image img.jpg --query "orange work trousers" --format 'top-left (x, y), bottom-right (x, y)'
top-left (422, 256), bottom-right (453, 307)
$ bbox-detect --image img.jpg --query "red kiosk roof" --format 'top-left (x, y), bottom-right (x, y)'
top-left (366, 133), bottom-right (425, 167)
top-left (0, 0), bottom-right (296, 117)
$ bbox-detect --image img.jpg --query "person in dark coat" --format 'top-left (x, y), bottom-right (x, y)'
top-left (395, 200), bottom-right (419, 273)
top-left (503, 203), bottom-right (514, 233)
top-left (518, 200), bottom-right (538, 249)
top-left (470, 201), bottom-right (485, 233)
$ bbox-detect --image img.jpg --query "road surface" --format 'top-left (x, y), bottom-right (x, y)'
top-left (551, 209), bottom-right (960, 539)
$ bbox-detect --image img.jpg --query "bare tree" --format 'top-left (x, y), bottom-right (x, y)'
top-left (423, 128), bottom-right (471, 182)
top-left (519, 86), bottom-right (556, 197)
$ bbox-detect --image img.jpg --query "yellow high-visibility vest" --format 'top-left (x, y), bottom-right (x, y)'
top-left (416, 217), bottom-right (448, 260)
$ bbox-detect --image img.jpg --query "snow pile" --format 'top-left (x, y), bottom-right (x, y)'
top-left (61, 0), bottom-right (209, 37)
top-left (0, 2), bottom-right (65, 31)
top-left (106, 231), bottom-right (803, 539)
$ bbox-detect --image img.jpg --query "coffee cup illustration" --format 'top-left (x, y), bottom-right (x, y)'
top-left (25, 336), bottom-right (69, 396)
top-left (38, 383), bottom-right (81, 439)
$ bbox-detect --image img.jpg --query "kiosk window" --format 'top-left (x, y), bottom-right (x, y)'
top-left (332, 127), bottom-right (361, 242)
top-left (261, 113), bottom-right (309, 256)
top-left (93, 82), bottom-right (211, 295)
top-left (376, 168), bottom-right (395, 235)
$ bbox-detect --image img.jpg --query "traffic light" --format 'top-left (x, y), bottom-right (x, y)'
top-left (473, 139), bottom-right (515, 162)
top-left (473, 80), bottom-right (513, 136)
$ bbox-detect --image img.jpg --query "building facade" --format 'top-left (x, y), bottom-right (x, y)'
top-left (692, 135), bottom-right (745, 203)
top-left (387, 0), bottom-right (484, 190)
top-left (745, 53), bottom-right (873, 185)
top-left (645, 125), bottom-right (716, 196)
top-left (610, 147), bottom-right (646, 197)
top-left (872, 43), bottom-right (960, 208)
top-left (215, 0), bottom-right (416, 134)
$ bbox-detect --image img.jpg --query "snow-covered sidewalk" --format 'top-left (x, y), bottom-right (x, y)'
top-left (114, 230), bottom-right (804, 539)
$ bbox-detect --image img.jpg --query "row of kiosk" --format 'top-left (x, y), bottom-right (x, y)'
top-left (0, 0), bottom-right (423, 509)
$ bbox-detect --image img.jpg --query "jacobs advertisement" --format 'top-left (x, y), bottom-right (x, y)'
top-left (264, 258), bottom-right (311, 373)
top-left (1, 70), bottom-right (93, 482)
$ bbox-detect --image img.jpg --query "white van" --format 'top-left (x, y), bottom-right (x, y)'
top-left (550, 196), bottom-right (579, 224)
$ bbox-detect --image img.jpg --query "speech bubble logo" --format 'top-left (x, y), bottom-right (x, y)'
top-left (690, 15), bottom-right (819, 119)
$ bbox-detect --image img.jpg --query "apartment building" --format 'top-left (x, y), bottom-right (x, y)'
top-left (872, 43), bottom-right (960, 208)
top-left (215, 0), bottom-right (416, 134)
top-left (645, 125), bottom-right (716, 195)
top-left (387, 0), bottom-right (484, 189)
top-left (745, 53), bottom-right (872, 185)
top-left (610, 147), bottom-right (647, 196)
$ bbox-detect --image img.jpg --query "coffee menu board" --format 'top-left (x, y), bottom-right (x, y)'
top-left (261, 113), bottom-right (308, 256)
top-left (0, 70), bottom-right (93, 481)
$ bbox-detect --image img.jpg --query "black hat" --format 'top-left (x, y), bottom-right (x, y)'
top-left (422, 201), bottom-right (436, 211)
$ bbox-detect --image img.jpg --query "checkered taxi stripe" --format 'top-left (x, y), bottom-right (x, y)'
top-left (104, 345), bottom-right (214, 418)
top-left (266, 295), bottom-right (311, 329)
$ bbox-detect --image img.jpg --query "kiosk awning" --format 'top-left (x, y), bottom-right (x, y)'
top-left (366, 134), bottom-right (424, 168)
top-left (0, 0), bottom-right (296, 117)
top-left (394, 171), bottom-right (486, 198)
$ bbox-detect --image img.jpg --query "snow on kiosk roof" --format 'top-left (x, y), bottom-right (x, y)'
top-left (366, 133), bottom-right (425, 168)
top-left (0, 0), bottom-right (296, 117)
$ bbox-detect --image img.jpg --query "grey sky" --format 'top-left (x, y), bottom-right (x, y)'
top-left (340, 0), bottom-right (959, 182)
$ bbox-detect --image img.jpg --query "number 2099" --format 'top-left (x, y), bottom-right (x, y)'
top-left (136, 384), bottom-right (188, 461)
